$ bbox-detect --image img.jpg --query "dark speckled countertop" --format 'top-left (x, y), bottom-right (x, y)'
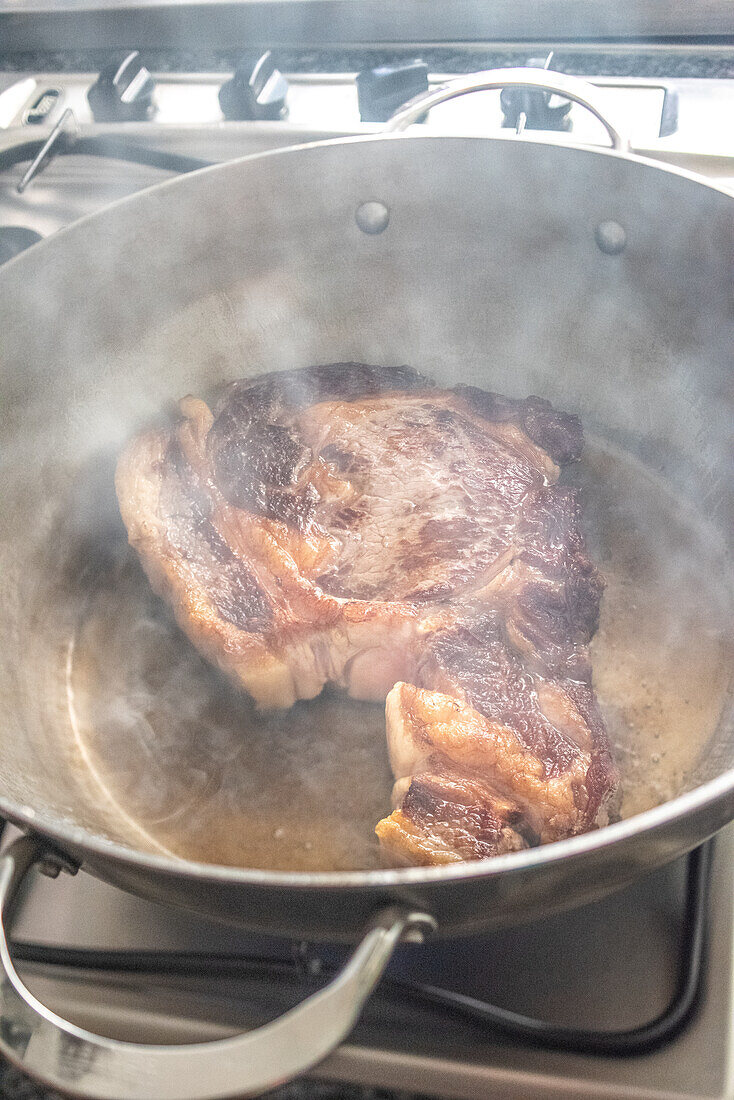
top-left (0, 1059), bottom-right (430, 1100)
top-left (1, 46), bottom-right (733, 78)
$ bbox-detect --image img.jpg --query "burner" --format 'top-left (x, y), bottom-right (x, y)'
top-left (10, 828), bottom-right (732, 1100)
top-left (10, 844), bottom-right (712, 1058)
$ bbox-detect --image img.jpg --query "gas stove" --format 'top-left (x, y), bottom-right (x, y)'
top-left (1, 53), bottom-right (734, 253)
top-left (1, 46), bottom-right (734, 1100)
top-left (6, 826), bottom-right (733, 1099)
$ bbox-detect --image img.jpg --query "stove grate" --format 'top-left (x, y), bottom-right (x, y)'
top-left (8, 841), bottom-right (712, 1059)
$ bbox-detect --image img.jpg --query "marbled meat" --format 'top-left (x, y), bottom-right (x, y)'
top-left (116, 363), bottom-right (617, 865)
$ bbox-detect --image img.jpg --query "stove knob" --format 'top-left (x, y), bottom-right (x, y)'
top-left (87, 51), bottom-right (155, 123)
top-left (219, 52), bottom-right (288, 121)
top-left (356, 60), bottom-right (429, 123)
top-left (500, 57), bottom-right (572, 132)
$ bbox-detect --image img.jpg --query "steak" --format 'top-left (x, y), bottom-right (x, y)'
top-left (116, 363), bottom-right (617, 865)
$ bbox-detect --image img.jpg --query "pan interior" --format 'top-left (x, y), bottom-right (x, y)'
top-left (0, 137), bottom-right (733, 877)
top-left (58, 429), bottom-right (733, 871)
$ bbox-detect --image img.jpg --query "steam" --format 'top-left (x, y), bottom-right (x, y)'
top-left (0, 131), bottom-right (732, 867)
top-left (67, 556), bottom-right (393, 869)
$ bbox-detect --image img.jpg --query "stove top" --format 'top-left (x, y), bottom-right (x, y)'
top-left (1, 50), bottom-right (733, 1100)
top-left (6, 825), bottom-right (733, 1099)
top-left (1, 59), bottom-right (734, 254)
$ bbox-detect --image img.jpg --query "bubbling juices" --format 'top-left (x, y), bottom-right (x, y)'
top-left (574, 437), bottom-right (733, 821)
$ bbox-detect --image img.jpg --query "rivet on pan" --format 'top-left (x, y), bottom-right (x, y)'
top-left (595, 220), bottom-right (627, 255)
top-left (355, 201), bottom-right (390, 235)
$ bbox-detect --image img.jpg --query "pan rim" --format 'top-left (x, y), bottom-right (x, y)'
top-left (1, 768), bottom-right (732, 889)
top-left (1, 131), bottom-right (733, 288)
top-left (1, 131), bottom-right (732, 891)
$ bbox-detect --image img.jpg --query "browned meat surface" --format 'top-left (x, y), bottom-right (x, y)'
top-left (377, 759), bottom-right (530, 865)
top-left (116, 363), bottom-right (616, 865)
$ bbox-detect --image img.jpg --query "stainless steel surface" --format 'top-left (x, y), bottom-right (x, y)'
top-left (0, 836), bottom-right (433, 1099)
top-left (0, 131), bottom-right (731, 923)
top-left (1, 1), bottom-right (734, 47)
top-left (0, 117), bottom-right (732, 252)
top-left (11, 825), bottom-right (734, 1100)
top-left (385, 68), bottom-right (628, 149)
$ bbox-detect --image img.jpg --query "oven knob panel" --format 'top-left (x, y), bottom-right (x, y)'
top-left (218, 52), bottom-right (288, 121)
top-left (356, 61), bottom-right (429, 123)
top-left (87, 51), bottom-right (156, 123)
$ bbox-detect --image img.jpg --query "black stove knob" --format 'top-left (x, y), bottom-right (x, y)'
top-left (356, 60), bottom-right (429, 124)
top-left (87, 51), bottom-right (155, 123)
top-left (219, 52), bottom-right (288, 121)
top-left (500, 57), bottom-right (572, 133)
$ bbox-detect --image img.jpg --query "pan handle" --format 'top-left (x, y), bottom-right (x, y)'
top-left (0, 835), bottom-right (435, 1099)
top-left (384, 67), bottom-right (629, 151)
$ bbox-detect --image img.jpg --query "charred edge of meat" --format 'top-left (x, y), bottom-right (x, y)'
top-left (509, 581), bottom-right (597, 680)
top-left (207, 364), bottom-right (584, 526)
top-left (421, 616), bottom-right (587, 779)
top-left (208, 363), bottom-right (428, 518)
top-left (520, 487), bottom-right (596, 575)
top-left (166, 443), bottom-right (273, 632)
top-left (562, 679), bottom-right (618, 818)
top-left (396, 767), bottom-right (532, 859)
top-left (505, 485), bottom-right (605, 678)
top-left (217, 362), bottom-right (429, 415)
top-left (519, 488), bottom-right (604, 615)
top-left (454, 384), bottom-right (584, 465)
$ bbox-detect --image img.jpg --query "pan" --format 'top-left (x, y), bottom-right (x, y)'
top-left (0, 70), bottom-right (732, 1098)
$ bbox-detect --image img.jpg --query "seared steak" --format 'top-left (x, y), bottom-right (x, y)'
top-left (116, 363), bottom-right (616, 865)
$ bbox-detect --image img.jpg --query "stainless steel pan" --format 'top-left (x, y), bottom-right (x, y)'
top-left (0, 71), bottom-right (732, 1098)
